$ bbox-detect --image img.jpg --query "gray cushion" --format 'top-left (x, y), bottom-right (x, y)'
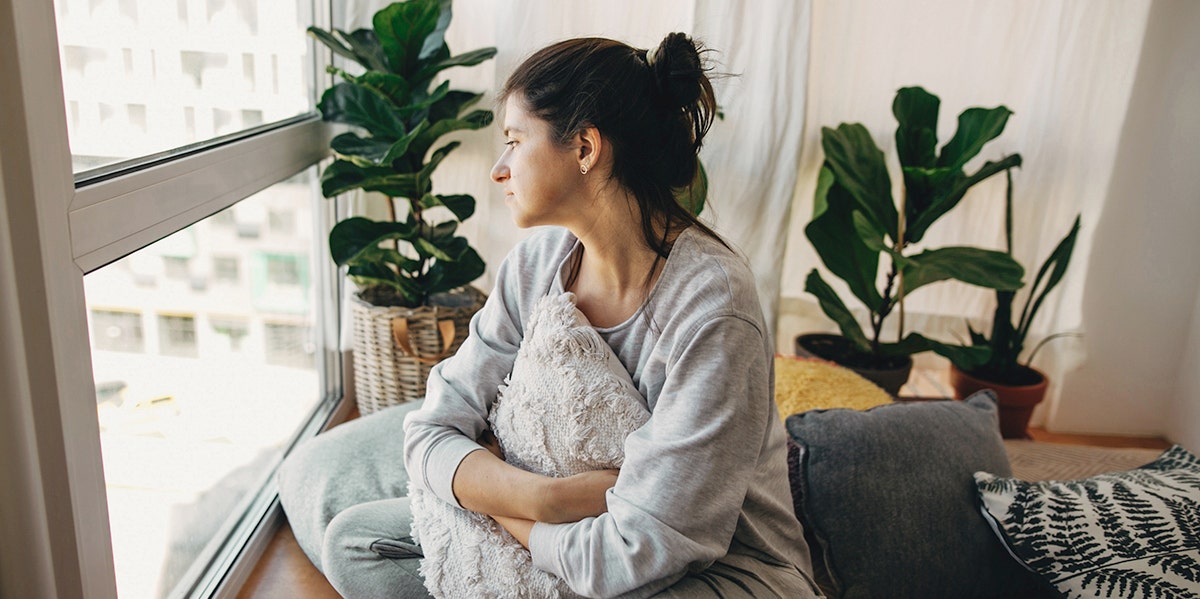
top-left (976, 445), bottom-right (1200, 598)
top-left (784, 391), bottom-right (1049, 598)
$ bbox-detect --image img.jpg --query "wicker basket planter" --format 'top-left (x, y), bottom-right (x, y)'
top-left (350, 285), bottom-right (486, 415)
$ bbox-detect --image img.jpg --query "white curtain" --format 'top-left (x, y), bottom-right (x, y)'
top-left (340, 0), bottom-right (1200, 444)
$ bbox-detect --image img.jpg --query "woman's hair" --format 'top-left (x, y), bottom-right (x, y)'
top-left (498, 33), bottom-right (725, 261)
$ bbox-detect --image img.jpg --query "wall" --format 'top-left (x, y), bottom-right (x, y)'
top-left (1054, 0), bottom-right (1200, 445)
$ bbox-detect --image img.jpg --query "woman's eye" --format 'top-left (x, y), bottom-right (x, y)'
top-left (504, 139), bottom-right (517, 147)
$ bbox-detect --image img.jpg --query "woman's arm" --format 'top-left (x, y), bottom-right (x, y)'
top-left (527, 315), bottom-right (774, 598)
top-left (454, 439), bottom-right (618, 523)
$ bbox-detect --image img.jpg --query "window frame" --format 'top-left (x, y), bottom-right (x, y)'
top-left (0, 1), bottom-right (340, 597)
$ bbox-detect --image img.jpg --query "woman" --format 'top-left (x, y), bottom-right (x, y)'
top-left (280, 33), bottom-right (819, 599)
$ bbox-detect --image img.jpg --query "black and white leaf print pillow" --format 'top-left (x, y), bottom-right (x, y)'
top-left (976, 445), bottom-right (1200, 599)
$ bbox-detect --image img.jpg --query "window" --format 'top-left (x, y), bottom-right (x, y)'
top-left (213, 256), bottom-right (241, 283)
top-left (86, 175), bottom-right (327, 596)
top-left (53, 0), bottom-right (314, 175)
top-left (264, 321), bottom-right (315, 368)
top-left (1, 0), bottom-right (340, 597)
top-left (90, 309), bottom-right (144, 353)
top-left (157, 313), bottom-right (198, 357)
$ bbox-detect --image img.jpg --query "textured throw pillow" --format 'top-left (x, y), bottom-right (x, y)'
top-left (409, 292), bottom-right (650, 599)
top-left (784, 391), bottom-right (1050, 599)
top-left (773, 355), bottom-right (891, 421)
top-left (976, 445), bottom-right (1200, 598)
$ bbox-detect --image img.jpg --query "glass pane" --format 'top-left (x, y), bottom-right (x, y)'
top-left (85, 169), bottom-right (328, 598)
top-left (54, 0), bottom-right (315, 174)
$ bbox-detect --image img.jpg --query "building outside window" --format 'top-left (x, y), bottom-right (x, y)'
top-left (157, 313), bottom-right (198, 357)
top-left (90, 309), bottom-right (145, 353)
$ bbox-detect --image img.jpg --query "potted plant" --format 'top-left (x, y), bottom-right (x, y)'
top-left (947, 169), bottom-right (1082, 437)
top-left (800, 86), bottom-right (1026, 395)
top-left (308, 0), bottom-right (495, 413)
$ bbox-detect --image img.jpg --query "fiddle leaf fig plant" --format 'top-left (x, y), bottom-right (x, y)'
top-left (309, 0), bottom-right (494, 307)
top-left (805, 86), bottom-right (1026, 368)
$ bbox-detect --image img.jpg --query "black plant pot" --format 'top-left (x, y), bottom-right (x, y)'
top-left (794, 333), bottom-right (913, 397)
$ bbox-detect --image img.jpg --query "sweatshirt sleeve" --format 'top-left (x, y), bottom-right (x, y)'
top-left (527, 314), bottom-right (773, 599)
top-left (402, 250), bottom-right (528, 508)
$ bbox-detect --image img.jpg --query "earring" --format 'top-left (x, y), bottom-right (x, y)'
top-left (580, 163), bottom-right (589, 175)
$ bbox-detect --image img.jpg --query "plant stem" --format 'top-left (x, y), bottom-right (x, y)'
top-left (896, 189), bottom-right (908, 342)
top-left (387, 196), bottom-right (400, 254)
top-left (874, 266), bottom-right (898, 354)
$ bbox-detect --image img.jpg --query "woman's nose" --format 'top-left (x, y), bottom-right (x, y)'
top-left (491, 159), bottom-right (508, 183)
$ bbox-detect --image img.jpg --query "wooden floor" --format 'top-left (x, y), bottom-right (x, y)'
top-left (235, 424), bottom-right (1171, 598)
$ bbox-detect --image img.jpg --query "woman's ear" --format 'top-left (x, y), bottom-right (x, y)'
top-left (576, 126), bottom-right (603, 174)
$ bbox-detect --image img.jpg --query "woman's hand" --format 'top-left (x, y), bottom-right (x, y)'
top-left (538, 469), bottom-right (619, 523)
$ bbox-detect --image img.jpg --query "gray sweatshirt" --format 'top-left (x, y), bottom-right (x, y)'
top-left (403, 226), bottom-right (812, 598)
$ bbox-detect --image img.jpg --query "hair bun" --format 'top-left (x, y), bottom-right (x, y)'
top-left (648, 32), bottom-right (704, 109)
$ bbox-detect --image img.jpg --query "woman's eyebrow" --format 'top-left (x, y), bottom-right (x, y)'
top-left (503, 127), bottom-right (524, 136)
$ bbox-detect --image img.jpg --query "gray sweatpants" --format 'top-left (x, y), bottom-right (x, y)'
top-left (277, 400), bottom-right (819, 599)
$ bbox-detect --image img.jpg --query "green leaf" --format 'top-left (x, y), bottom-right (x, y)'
top-left (936, 105), bottom-right (1013, 170)
top-left (409, 110), bottom-right (493, 162)
top-left (319, 159), bottom-right (371, 197)
top-left (805, 167), bottom-right (883, 310)
top-left (318, 160), bottom-right (410, 197)
top-left (414, 141), bottom-right (461, 193)
top-left (426, 247), bottom-right (485, 295)
top-left (429, 220), bottom-right (457, 240)
top-left (317, 82), bottom-right (408, 139)
top-left (1017, 215), bottom-right (1081, 338)
top-left (675, 159), bottom-right (707, 215)
top-left (900, 246), bottom-right (1025, 295)
top-left (380, 121), bottom-right (428, 168)
top-left (413, 236), bottom-right (451, 260)
top-left (308, 27), bottom-right (366, 68)
top-left (329, 217), bottom-right (417, 266)
top-left (419, 193), bottom-right (475, 221)
top-left (906, 153), bottom-right (1022, 243)
top-left (375, 248), bottom-right (422, 273)
top-left (892, 86), bottom-right (940, 169)
top-left (418, 0), bottom-right (453, 62)
top-left (804, 269), bottom-right (871, 352)
top-left (910, 333), bottom-right (992, 368)
top-left (330, 132), bottom-right (392, 164)
top-left (355, 71), bottom-right (412, 108)
top-left (851, 210), bottom-right (888, 254)
top-left (437, 47), bottom-right (498, 70)
top-left (373, 0), bottom-right (442, 76)
top-left (338, 28), bottom-right (389, 73)
top-left (821, 123), bottom-right (898, 243)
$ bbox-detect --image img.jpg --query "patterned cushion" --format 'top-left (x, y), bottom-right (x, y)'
top-left (976, 445), bottom-right (1200, 598)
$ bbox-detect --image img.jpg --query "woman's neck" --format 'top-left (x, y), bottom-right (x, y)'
top-left (565, 192), bottom-right (675, 327)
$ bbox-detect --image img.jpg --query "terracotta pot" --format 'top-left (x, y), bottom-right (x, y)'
top-left (949, 364), bottom-right (1048, 439)
top-left (795, 333), bottom-right (913, 398)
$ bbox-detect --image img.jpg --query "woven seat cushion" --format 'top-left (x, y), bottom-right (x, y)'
top-left (773, 355), bottom-right (891, 421)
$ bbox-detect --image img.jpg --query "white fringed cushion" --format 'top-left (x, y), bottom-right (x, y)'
top-left (409, 292), bottom-right (650, 598)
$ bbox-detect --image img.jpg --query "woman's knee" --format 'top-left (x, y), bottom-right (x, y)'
top-left (320, 498), bottom-right (428, 598)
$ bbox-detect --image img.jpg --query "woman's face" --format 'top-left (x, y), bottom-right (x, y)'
top-left (491, 95), bottom-right (586, 229)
